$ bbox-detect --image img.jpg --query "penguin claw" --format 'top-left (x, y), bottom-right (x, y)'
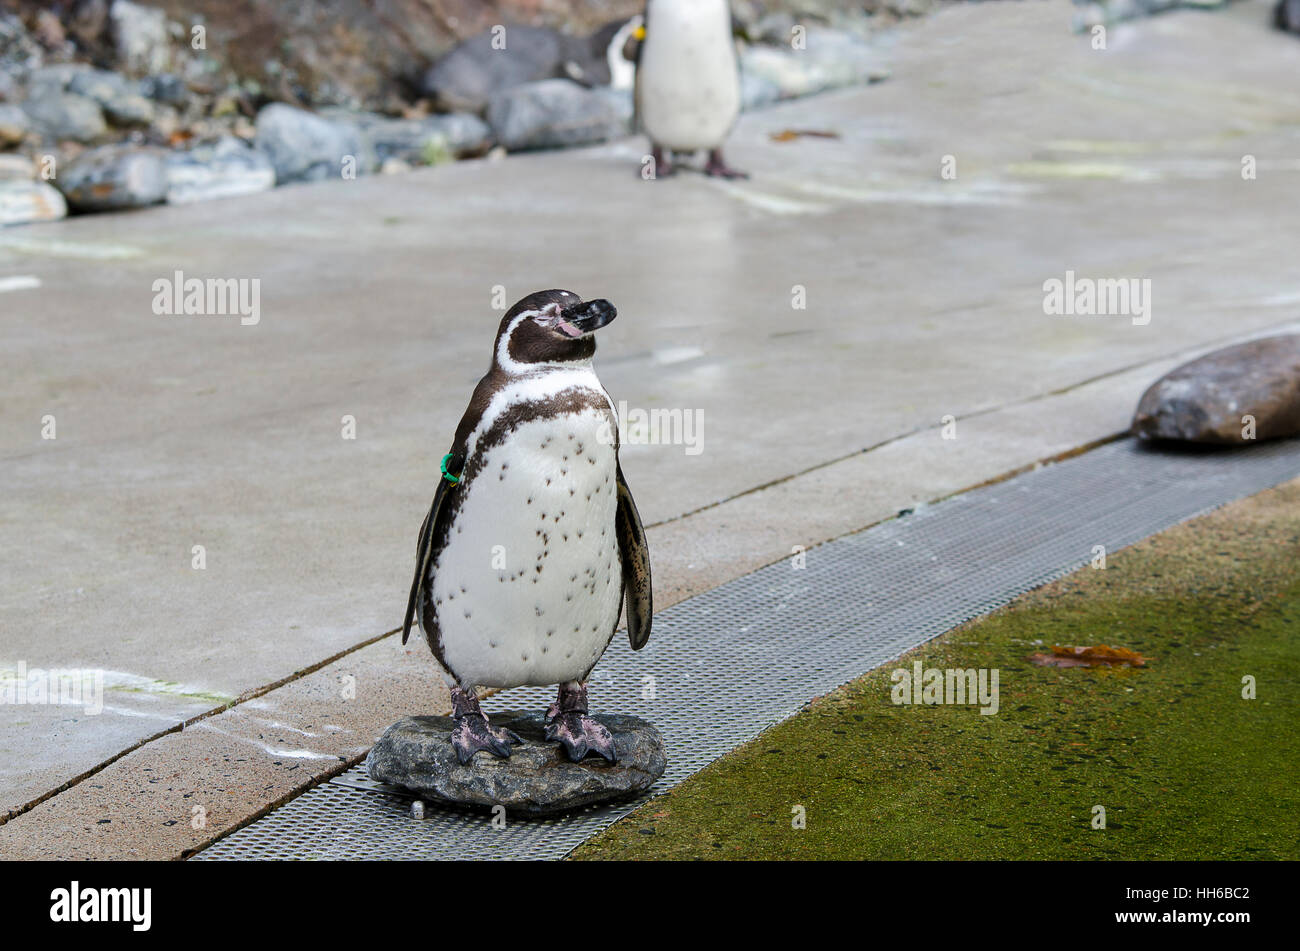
top-left (451, 716), bottom-right (521, 765)
top-left (545, 712), bottom-right (617, 763)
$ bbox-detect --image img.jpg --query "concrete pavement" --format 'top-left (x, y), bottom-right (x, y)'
top-left (2, 0), bottom-right (1299, 857)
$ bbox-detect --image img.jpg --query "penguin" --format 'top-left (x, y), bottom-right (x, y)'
top-left (402, 290), bottom-right (653, 765)
top-left (628, 0), bottom-right (748, 179)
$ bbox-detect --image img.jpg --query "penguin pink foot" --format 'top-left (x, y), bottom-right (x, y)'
top-left (449, 684), bottom-right (521, 765)
top-left (648, 145), bottom-right (676, 179)
top-left (545, 681), bottom-right (617, 762)
top-left (704, 149), bottom-right (748, 180)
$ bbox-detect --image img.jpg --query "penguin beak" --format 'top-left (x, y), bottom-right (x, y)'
top-left (552, 299), bottom-right (618, 339)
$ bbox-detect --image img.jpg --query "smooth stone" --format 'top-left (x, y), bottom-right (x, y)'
top-left (255, 102), bottom-right (373, 184)
top-left (419, 25), bottom-right (571, 115)
top-left (366, 711), bottom-right (666, 816)
top-left (1132, 335), bottom-right (1300, 444)
top-left (55, 143), bottom-right (168, 211)
top-left (740, 71), bottom-right (782, 112)
top-left (68, 68), bottom-right (154, 126)
top-left (0, 180), bottom-right (68, 225)
top-left (487, 78), bottom-right (624, 152)
top-left (164, 135), bottom-right (276, 205)
top-left (21, 91), bottom-right (107, 143)
top-left (0, 102), bottom-right (28, 146)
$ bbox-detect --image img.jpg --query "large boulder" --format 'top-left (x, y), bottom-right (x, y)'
top-left (55, 143), bottom-right (168, 211)
top-left (487, 78), bottom-right (624, 152)
top-left (255, 102), bottom-right (374, 184)
top-left (1, 179), bottom-right (68, 225)
top-left (21, 91), bottom-right (107, 143)
top-left (1132, 335), bottom-right (1300, 445)
top-left (164, 135), bottom-right (276, 205)
top-left (420, 25), bottom-right (573, 115)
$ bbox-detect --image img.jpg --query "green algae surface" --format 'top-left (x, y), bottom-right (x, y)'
top-left (573, 478), bottom-right (1300, 860)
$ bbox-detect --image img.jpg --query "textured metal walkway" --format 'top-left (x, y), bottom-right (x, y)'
top-left (196, 437), bottom-right (1300, 860)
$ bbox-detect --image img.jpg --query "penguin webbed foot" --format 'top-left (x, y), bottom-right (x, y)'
top-left (448, 683), bottom-right (521, 764)
top-left (646, 146), bottom-right (676, 180)
top-left (545, 712), bottom-right (617, 763)
top-left (450, 715), bottom-right (522, 765)
top-left (545, 681), bottom-right (617, 763)
top-left (704, 149), bottom-right (748, 180)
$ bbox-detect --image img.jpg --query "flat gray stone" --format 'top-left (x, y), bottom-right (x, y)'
top-left (366, 711), bottom-right (666, 816)
top-left (1132, 334), bottom-right (1300, 444)
top-left (486, 78), bottom-right (624, 152)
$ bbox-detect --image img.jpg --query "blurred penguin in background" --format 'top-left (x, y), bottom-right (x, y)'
top-left (625, 0), bottom-right (749, 179)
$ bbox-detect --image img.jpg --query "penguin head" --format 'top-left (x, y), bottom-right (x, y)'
top-left (493, 289), bottom-right (618, 371)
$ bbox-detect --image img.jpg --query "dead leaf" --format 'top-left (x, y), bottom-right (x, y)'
top-left (770, 129), bottom-right (841, 143)
top-left (1029, 645), bottom-right (1149, 668)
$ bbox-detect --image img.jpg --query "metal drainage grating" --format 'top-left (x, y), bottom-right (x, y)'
top-left (196, 437), bottom-right (1300, 860)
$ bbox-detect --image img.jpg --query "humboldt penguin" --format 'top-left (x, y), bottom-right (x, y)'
top-left (402, 290), bottom-right (653, 764)
top-left (628, 0), bottom-right (748, 178)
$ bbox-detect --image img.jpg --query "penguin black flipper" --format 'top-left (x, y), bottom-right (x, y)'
top-left (402, 450), bottom-right (464, 646)
top-left (615, 461), bottom-right (653, 650)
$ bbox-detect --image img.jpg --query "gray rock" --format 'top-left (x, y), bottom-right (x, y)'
top-left (164, 135), bottom-right (275, 204)
top-left (487, 78), bottom-right (624, 152)
top-left (55, 143), bottom-right (168, 211)
top-left (255, 102), bottom-right (373, 184)
top-left (326, 110), bottom-right (492, 164)
top-left (24, 64), bottom-right (92, 97)
top-left (109, 0), bottom-right (172, 76)
top-left (0, 70), bottom-right (18, 103)
top-left (0, 179), bottom-right (67, 225)
top-left (0, 12), bottom-right (43, 75)
top-left (592, 86), bottom-right (634, 134)
top-left (366, 711), bottom-right (666, 816)
top-left (740, 27), bottom-right (889, 100)
top-left (68, 68), bottom-right (154, 126)
top-left (138, 72), bottom-right (188, 107)
top-left (21, 91), bottom-right (107, 143)
top-left (0, 102), bottom-right (28, 147)
top-left (420, 25), bottom-right (571, 115)
top-left (1132, 335), bottom-right (1300, 444)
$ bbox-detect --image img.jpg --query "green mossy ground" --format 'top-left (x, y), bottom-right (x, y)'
top-left (572, 478), bottom-right (1300, 860)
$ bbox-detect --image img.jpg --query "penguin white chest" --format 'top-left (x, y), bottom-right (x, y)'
top-left (430, 407), bottom-right (623, 688)
top-left (638, 1), bottom-right (741, 151)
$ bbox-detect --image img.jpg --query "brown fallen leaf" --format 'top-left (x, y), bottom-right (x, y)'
top-left (770, 129), bottom-right (841, 142)
top-left (1029, 644), bottom-right (1149, 668)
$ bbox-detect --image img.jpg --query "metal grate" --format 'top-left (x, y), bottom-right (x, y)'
top-left (196, 437), bottom-right (1300, 860)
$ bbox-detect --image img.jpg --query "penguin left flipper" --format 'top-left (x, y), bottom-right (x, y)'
top-left (615, 462), bottom-right (653, 649)
top-left (401, 450), bottom-right (463, 646)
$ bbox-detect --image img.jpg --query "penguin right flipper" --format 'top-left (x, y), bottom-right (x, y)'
top-left (615, 462), bottom-right (653, 650)
top-left (402, 451), bottom-right (463, 645)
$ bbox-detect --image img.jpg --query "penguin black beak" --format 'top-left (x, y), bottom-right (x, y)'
top-left (555, 298), bottom-right (617, 338)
